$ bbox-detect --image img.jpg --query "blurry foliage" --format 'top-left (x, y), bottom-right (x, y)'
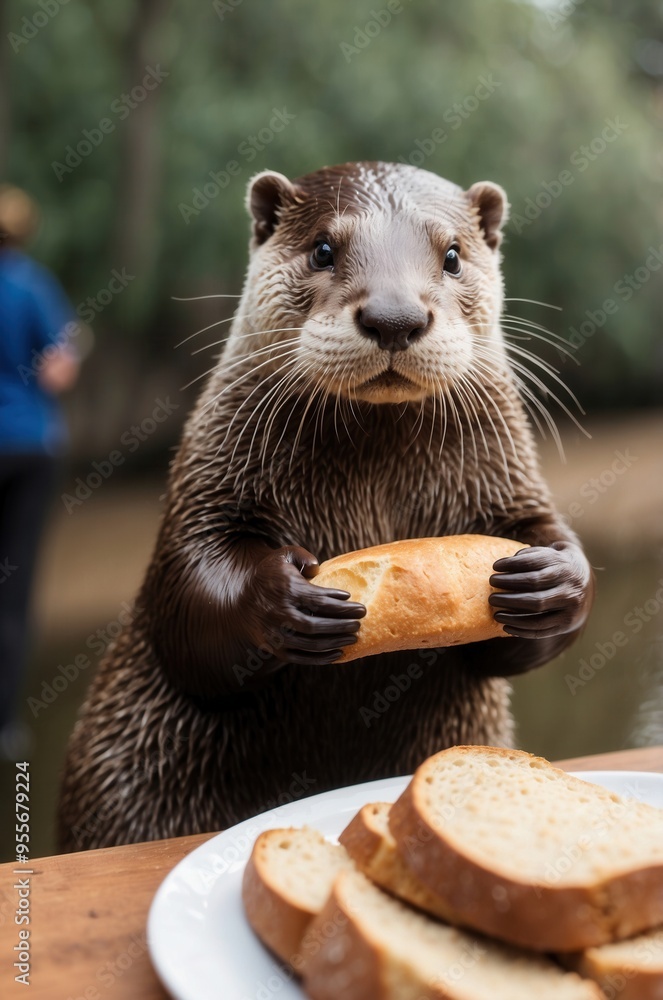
top-left (2, 0), bottom-right (662, 454)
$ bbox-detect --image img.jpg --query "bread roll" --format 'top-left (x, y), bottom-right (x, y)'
top-left (311, 534), bottom-right (526, 662)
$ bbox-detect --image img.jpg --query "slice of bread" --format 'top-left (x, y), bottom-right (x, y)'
top-left (301, 868), bottom-right (605, 1000)
top-left (311, 534), bottom-right (526, 661)
top-left (560, 927), bottom-right (663, 1000)
top-left (342, 800), bottom-right (663, 998)
top-left (339, 801), bottom-right (460, 922)
top-left (389, 746), bottom-right (663, 952)
top-left (241, 827), bottom-right (354, 966)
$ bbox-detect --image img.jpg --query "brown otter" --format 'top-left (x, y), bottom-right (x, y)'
top-left (57, 162), bottom-right (594, 851)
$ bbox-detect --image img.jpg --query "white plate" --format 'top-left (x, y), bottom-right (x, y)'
top-left (147, 769), bottom-right (663, 1000)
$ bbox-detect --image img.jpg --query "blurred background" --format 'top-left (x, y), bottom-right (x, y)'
top-left (0, 0), bottom-right (661, 861)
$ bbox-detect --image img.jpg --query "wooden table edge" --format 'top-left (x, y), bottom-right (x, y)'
top-left (2, 745), bottom-right (662, 1000)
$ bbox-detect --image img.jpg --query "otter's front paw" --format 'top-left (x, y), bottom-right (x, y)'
top-left (487, 541), bottom-right (593, 639)
top-left (248, 545), bottom-right (366, 665)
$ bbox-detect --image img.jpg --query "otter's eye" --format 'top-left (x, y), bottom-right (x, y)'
top-left (444, 245), bottom-right (462, 277)
top-left (310, 241), bottom-right (334, 270)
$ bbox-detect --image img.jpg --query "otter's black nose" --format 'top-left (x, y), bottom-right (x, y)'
top-left (356, 299), bottom-right (431, 351)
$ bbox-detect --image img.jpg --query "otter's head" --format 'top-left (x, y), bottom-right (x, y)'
top-left (238, 161), bottom-right (508, 404)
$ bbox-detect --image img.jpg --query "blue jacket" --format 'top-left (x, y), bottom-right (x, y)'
top-left (0, 248), bottom-right (76, 455)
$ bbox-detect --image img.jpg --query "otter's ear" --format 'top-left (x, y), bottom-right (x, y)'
top-left (466, 181), bottom-right (509, 251)
top-left (247, 170), bottom-right (298, 246)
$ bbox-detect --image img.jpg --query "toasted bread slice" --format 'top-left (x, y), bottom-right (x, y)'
top-left (343, 799), bottom-right (663, 997)
top-left (302, 868), bottom-right (605, 1000)
top-left (241, 827), bottom-right (353, 966)
top-left (560, 927), bottom-right (663, 1000)
top-left (389, 746), bottom-right (663, 952)
top-left (339, 801), bottom-right (459, 922)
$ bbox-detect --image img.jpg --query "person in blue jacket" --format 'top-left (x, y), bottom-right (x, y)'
top-left (0, 185), bottom-right (81, 759)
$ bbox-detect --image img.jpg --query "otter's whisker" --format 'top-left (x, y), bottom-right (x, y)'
top-left (427, 382), bottom-right (437, 453)
top-left (252, 360), bottom-right (313, 473)
top-left (503, 297), bottom-right (562, 311)
top-left (205, 346), bottom-right (303, 423)
top-left (404, 395), bottom-right (427, 453)
top-left (478, 342), bottom-right (588, 438)
top-left (452, 379), bottom-right (487, 507)
top-left (455, 374), bottom-right (495, 508)
top-left (289, 369), bottom-right (327, 472)
top-left (183, 336), bottom-right (301, 393)
top-left (463, 368), bottom-right (517, 495)
top-left (197, 359), bottom-right (301, 483)
top-left (453, 379), bottom-right (480, 467)
top-left (229, 368), bottom-right (300, 487)
top-left (474, 353), bottom-right (549, 446)
top-left (195, 342), bottom-right (302, 405)
top-left (502, 312), bottom-right (576, 346)
top-left (436, 377), bottom-right (449, 460)
top-left (501, 325), bottom-right (579, 365)
top-left (228, 359), bottom-right (302, 471)
top-left (309, 366), bottom-right (332, 458)
top-left (474, 349), bottom-right (566, 459)
top-left (266, 366), bottom-right (319, 479)
top-left (171, 293), bottom-right (244, 301)
top-left (462, 371), bottom-right (514, 502)
top-left (337, 364), bottom-right (355, 446)
top-left (191, 326), bottom-right (304, 357)
top-left (445, 387), bottom-right (465, 494)
top-left (346, 361), bottom-right (367, 439)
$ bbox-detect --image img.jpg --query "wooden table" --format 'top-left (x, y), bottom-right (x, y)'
top-left (2, 746), bottom-right (662, 1000)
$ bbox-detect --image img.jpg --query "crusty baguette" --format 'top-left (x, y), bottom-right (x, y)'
top-left (301, 869), bottom-right (605, 1000)
top-left (311, 534), bottom-right (527, 662)
top-left (389, 746), bottom-right (663, 953)
top-left (339, 801), bottom-right (460, 922)
top-left (559, 928), bottom-right (663, 1000)
top-left (241, 827), bottom-right (353, 966)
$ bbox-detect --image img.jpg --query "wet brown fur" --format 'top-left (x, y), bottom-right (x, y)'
top-left (57, 162), bottom-right (582, 851)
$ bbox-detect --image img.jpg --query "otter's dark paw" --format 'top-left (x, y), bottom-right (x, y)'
top-left (488, 541), bottom-right (593, 639)
top-left (248, 545), bottom-right (366, 665)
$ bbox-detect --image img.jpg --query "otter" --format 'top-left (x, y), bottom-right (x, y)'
top-left (57, 162), bottom-right (593, 851)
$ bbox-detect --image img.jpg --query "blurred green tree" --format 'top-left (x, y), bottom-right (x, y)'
top-left (2, 0), bottom-right (661, 455)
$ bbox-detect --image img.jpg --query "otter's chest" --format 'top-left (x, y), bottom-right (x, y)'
top-left (265, 417), bottom-right (478, 560)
